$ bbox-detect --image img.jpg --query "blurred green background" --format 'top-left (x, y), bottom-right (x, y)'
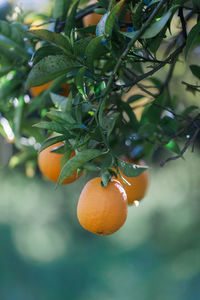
top-left (0, 139), bottom-right (200, 300)
top-left (0, 1), bottom-right (200, 299)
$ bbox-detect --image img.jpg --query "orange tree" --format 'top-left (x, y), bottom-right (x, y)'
top-left (0, 0), bottom-right (200, 188)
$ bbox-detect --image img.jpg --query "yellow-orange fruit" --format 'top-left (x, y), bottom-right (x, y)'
top-left (83, 0), bottom-right (131, 31)
top-left (83, 0), bottom-right (102, 27)
top-left (77, 177), bottom-right (128, 235)
top-left (30, 82), bottom-right (70, 98)
top-left (38, 142), bottom-right (81, 184)
top-left (116, 160), bottom-right (149, 205)
top-left (30, 81), bottom-right (53, 97)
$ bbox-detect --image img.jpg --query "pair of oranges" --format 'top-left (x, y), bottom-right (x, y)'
top-left (38, 142), bottom-right (149, 236)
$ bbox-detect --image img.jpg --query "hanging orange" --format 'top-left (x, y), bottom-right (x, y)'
top-left (116, 159), bottom-right (149, 205)
top-left (77, 177), bottom-right (128, 235)
top-left (38, 142), bottom-right (82, 184)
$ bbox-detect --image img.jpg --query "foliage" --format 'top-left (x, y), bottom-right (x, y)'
top-left (0, 0), bottom-right (200, 184)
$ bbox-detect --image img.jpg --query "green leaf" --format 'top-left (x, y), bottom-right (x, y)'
top-left (96, 13), bottom-right (108, 36)
top-left (83, 163), bottom-right (100, 171)
top-left (185, 21), bottom-right (200, 57)
top-left (50, 93), bottom-right (68, 111)
top-left (53, 0), bottom-right (71, 19)
top-left (119, 101), bottom-right (139, 130)
top-left (190, 65), bottom-right (200, 80)
top-left (142, 8), bottom-right (177, 39)
top-left (0, 21), bottom-right (28, 58)
top-left (46, 110), bottom-right (75, 124)
top-left (118, 159), bottom-right (148, 177)
top-left (39, 135), bottom-right (67, 152)
top-left (104, 112), bottom-right (120, 137)
top-left (57, 149), bottom-right (103, 185)
top-left (127, 94), bottom-right (144, 104)
top-left (33, 121), bottom-right (68, 134)
top-left (75, 67), bottom-right (87, 99)
top-left (73, 37), bottom-right (92, 56)
top-left (32, 45), bottom-right (64, 65)
top-left (165, 140), bottom-right (181, 155)
top-left (105, 0), bottom-right (125, 37)
top-left (101, 172), bottom-right (112, 187)
top-left (25, 55), bottom-right (80, 89)
top-left (85, 36), bottom-right (106, 70)
top-left (64, 0), bottom-right (80, 36)
top-left (28, 29), bottom-right (73, 57)
top-left (13, 96), bottom-right (24, 147)
top-left (60, 148), bottom-right (72, 169)
top-left (101, 153), bottom-right (114, 171)
top-left (181, 105), bottom-right (199, 116)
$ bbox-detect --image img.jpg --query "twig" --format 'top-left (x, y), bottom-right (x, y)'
top-left (160, 128), bottom-right (200, 166)
top-left (102, 0), bottom-right (169, 97)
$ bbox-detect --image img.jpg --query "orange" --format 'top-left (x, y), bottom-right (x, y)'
top-left (83, 0), bottom-right (131, 31)
top-left (38, 142), bottom-right (81, 184)
top-left (77, 177), bottom-right (128, 235)
top-left (30, 81), bottom-right (53, 97)
top-left (30, 82), bottom-right (70, 98)
top-left (83, 0), bottom-right (102, 27)
top-left (116, 159), bottom-right (149, 205)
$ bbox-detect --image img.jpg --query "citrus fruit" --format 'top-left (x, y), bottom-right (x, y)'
top-left (38, 142), bottom-right (81, 184)
top-left (116, 159), bottom-right (149, 205)
top-left (30, 81), bottom-right (53, 97)
top-left (30, 82), bottom-right (70, 98)
top-left (82, 0), bottom-right (102, 27)
top-left (83, 0), bottom-right (131, 31)
top-left (77, 177), bottom-right (128, 235)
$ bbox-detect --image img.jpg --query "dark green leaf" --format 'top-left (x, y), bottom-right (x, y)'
top-left (142, 7), bottom-right (177, 39)
top-left (39, 135), bottom-right (67, 152)
top-left (85, 36), bottom-right (106, 70)
top-left (127, 94), bottom-right (144, 104)
top-left (32, 45), bottom-right (64, 65)
top-left (190, 65), bottom-right (200, 80)
top-left (75, 67), bottom-right (87, 99)
top-left (28, 29), bottom-right (73, 57)
top-left (185, 21), bottom-right (200, 57)
top-left (118, 159), bottom-right (148, 177)
top-left (73, 37), bottom-right (92, 56)
top-left (57, 149), bottom-right (103, 185)
top-left (105, 0), bottom-right (125, 37)
top-left (46, 110), bottom-right (75, 124)
top-left (64, 0), bottom-right (80, 36)
top-left (101, 172), bottom-right (112, 187)
top-left (53, 0), bottom-right (71, 20)
top-left (26, 55), bottom-right (80, 89)
top-left (33, 121), bottom-right (68, 134)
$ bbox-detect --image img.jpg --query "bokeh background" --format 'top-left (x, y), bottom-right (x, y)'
top-left (0, 1), bottom-right (200, 299)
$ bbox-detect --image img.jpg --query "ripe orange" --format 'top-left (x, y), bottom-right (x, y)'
top-left (83, 0), bottom-right (102, 27)
top-left (30, 82), bottom-right (70, 98)
top-left (38, 142), bottom-right (81, 184)
top-left (77, 177), bottom-right (128, 235)
top-left (30, 81), bottom-right (53, 97)
top-left (83, 0), bottom-right (131, 31)
top-left (116, 160), bottom-right (149, 205)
